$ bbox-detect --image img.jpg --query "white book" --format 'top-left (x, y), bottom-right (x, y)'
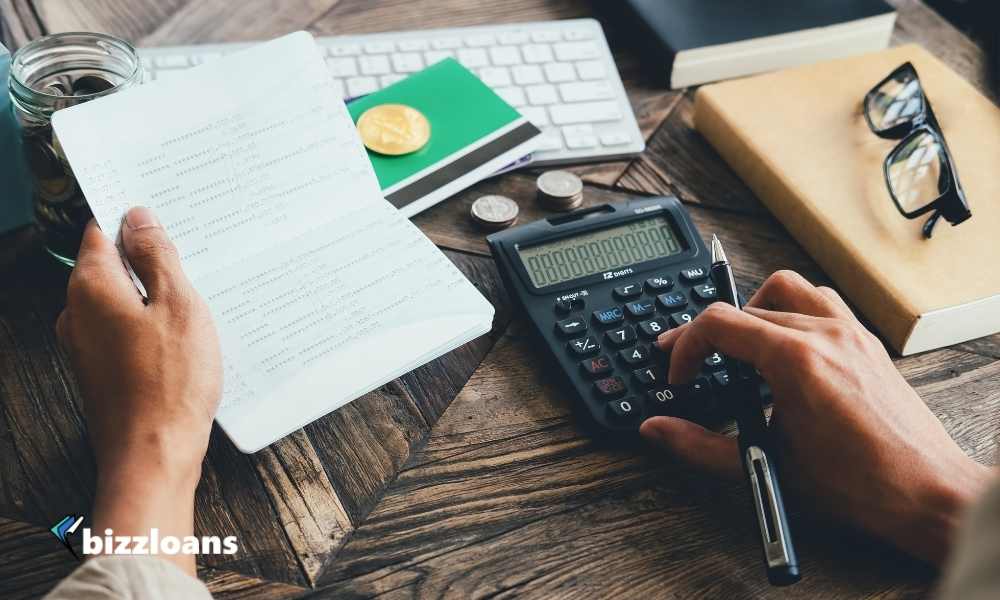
top-left (52, 31), bottom-right (495, 452)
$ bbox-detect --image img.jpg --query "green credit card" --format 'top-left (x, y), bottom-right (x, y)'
top-left (348, 58), bottom-right (541, 217)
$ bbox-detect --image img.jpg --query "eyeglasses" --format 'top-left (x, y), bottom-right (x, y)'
top-left (863, 62), bottom-right (971, 238)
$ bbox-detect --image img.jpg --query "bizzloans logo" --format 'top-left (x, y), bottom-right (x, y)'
top-left (50, 514), bottom-right (238, 559)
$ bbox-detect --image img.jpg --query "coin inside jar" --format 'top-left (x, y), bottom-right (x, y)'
top-left (471, 195), bottom-right (519, 230)
top-left (356, 103), bottom-right (431, 156)
top-left (72, 74), bottom-right (115, 96)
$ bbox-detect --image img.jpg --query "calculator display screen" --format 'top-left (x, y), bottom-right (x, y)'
top-left (517, 216), bottom-right (683, 289)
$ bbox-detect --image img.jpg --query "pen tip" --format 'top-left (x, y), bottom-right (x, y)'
top-left (710, 234), bottom-right (727, 264)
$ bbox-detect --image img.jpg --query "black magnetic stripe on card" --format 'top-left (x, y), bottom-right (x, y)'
top-left (385, 120), bottom-right (542, 210)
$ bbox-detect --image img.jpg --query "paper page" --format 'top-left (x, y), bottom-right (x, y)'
top-left (52, 32), bottom-right (494, 447)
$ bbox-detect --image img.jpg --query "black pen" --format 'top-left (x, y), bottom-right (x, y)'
top-left (710, 234), bottom-right (800, 586)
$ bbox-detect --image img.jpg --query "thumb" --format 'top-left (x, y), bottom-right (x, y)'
top-left (640, 416), bottom-right (741, 480)
top-left (120, 206), bottom-right (188, 302)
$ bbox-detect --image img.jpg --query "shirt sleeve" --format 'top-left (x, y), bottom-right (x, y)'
top-left (43, 555), bottom-right (212, 600)
top-left (939, 477), bottom-right (1000, 600)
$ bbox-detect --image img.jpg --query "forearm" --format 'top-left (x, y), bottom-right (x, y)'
top-left (92, 449), bottom-right (202, 576)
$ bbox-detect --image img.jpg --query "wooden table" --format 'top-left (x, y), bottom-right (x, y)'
top-left (1, 1), bottom-right (997, 598)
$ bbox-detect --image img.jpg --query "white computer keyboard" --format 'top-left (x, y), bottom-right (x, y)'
top-left (138, 19), bottom-right (644, 167)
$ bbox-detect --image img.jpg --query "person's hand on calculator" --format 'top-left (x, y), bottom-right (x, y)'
top-left (56, 207), bottom-right (221, 576)
top-left (640, 270), bottom-right (994, 567)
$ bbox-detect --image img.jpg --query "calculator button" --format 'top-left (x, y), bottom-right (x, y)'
top-left (632, 366), bottom-right (659, 387)
top-left (668, 309), bottom-right (698, 328)
top-left (606, 397), bottom-right (640, 422)
top-left (555, 316), bottom-right (587, 336)
top-left (645, 276), bottom-right (674, 293)
top-left (646, 385), bottom-right (679, 415)
top-left (620, 344), bottom-right (650, 365)
top-left (638, 317), bottom-right (668, 339)
top-left (656, 292), bottom-right (688, 312)
top-left (679, 267), bottom-right (709, 283)
top-left (613, 283), bottom-right (642, 300)
top-left (580, 354), bottom-right (613, 377)
top-left (693, 283), bottom-right (718, 302)
top-left (594, 376), bottom-right (627, 398)
top-left (568, 335), bottom-right (601, 356)
top-left (704, 352), bottom-right (725, 369)
top-left (592, 306), bottom-right (625, 327)
top-left (710, 370), bottom-right (731, 389)
top-left (624, 299), bottom-right (655, 319)
top-left (554, 298), bottom-right (574, 314)
top-left (605, 325), bottom-right (637, 348)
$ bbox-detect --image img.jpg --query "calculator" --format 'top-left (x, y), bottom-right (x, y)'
top-left (487, 196), bottom-right (732, 435)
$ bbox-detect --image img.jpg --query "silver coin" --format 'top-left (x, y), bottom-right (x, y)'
top-left (537, 170), bottom-right (583, 200)
top-left (471, 195), bottom-right (519, 229)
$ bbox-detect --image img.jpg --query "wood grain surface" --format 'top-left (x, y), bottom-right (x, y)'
top-left (1, 0), bottom-right (997, 598)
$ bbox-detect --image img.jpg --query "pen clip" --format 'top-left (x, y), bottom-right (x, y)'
top-left (745, 445), bottom-right (792, 568)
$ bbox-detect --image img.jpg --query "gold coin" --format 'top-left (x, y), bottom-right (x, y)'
top-left (357, 104), bottom-right (431, 156)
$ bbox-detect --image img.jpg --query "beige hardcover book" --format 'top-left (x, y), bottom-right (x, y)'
top-left (694, 44), bottom-right (1000, 355)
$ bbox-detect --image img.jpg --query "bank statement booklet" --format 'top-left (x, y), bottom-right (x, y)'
top-left (51, 32), bottom-right (495, 452)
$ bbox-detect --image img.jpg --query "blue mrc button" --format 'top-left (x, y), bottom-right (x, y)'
top-left (592, 306), bottom-right (624, 326)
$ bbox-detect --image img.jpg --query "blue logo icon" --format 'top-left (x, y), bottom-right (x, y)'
top-left (50, 515), bottom-right (84, 559)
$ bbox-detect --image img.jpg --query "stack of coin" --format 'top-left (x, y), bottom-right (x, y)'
top-left (470, 195), bottom-right (519, 231)
top-left (536, 170), bottom-right (583, 211)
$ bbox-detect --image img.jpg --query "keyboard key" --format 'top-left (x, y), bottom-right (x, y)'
top-left (620, 344), bottom-right (650, 365)
top-left (592, 306), bottom-right (625, 327)
top-left (391, 52), bottom-right (424, 73)
top-left (556, 316), bottom-right (587, 336)
top-left (624, 299), bottom-right (655, 319)
top-left (613, 283), bottom-right (641, 299)
top-left (600, 132), bottom-right (632, 146)
top-left (657, 292), bottom-right (688, 311)
top-left (638, 318), bottom-right (667, 339)
top-left (494, 87), bottom-right (526, 107)
top-left (549, 101), bottom-right (622, 125)
top-left (679, 266), bottom-right (709, 283)
top-left (544, 62), bottom-right (576, 83)
top-left (527, 84), bottom-right (559, 105)
top-left (490, 46), bottom-right (522, 66)
top-left (605, 325), bottom-right (637, 348)
top-left (522, 44), bottom-right (554, 64)
top-left (580, 355), bottom-right (613, 377)
top-left (645, 276), bottom-right (674, 292)
top-left (466, 34), bottom-right (495, 47)
top-left (512, 64), bottom-right (545, 85)
top-left (646, 385), bottom-right (679, 415)
top-left (633, 367), bottom-right (658, 387)
top-left (564, 28), bottom-right (595, 41)
top-left (398, 39), bottom-right (429, 52)
top-left (536, 128), bottom-right (564, 150)
top-left (498, 31), bottom-right (529, 45)
top-left (424, 50), bottom-right (455, 64)
top-left (326, 57), bottom-right (357, 77)
top-left (704, 352), bottom-right (725, 369)
top-left (568, 335), bottom-right (601, 357)
top-left (668, 309), bottom-right (699, 328)
top-left (566, 134), bottom-right (598, 149)
top-left (364, 41), bottom-right (395, 54)
top-left (478, 67), bottom-right (512, 87)
top-left (693, 283), bottom-right (718, 302)
top-left (346, 76), bottom-right (379, 96)
top-left (558, 81), bottom-right (615, 102)
top-left (553, 41), bottom-right (600, 61)
top-left (607, 397), bottom-right (640, 421)
top-left (380, 74), bottom-right (406, 87)
top-left (576, 60), bottom-right (607, 80)
top-left (328, 44), bottom-right (361, 56)
top-left (359, 55), bottom-right (391, 75)
top-left (457, 48), bottom-right (489, 68)
top-left (432, 37), bottom-right (462, 49)
top-left (519, 106), bottom-right (549, 126)
top-left (531, 30), bottom-right (562, 43)
top-left (594, 376), bottom-right (627, 398)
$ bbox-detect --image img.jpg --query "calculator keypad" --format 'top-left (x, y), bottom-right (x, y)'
top-left (551, 264), bottom-right (731, 432)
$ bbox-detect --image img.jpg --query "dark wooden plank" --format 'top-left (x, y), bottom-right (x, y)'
top-left (34, 0), bottom-right (189, 41)
top-left (318, 321), bottom-right (992, 598)
top-left (0, 517), bottom-right (79, 600)
top-left (0, 0), bottom-right (45, 49)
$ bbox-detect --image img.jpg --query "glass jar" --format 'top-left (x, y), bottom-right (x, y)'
top-left (9, 32), bottom-right (142, 266)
